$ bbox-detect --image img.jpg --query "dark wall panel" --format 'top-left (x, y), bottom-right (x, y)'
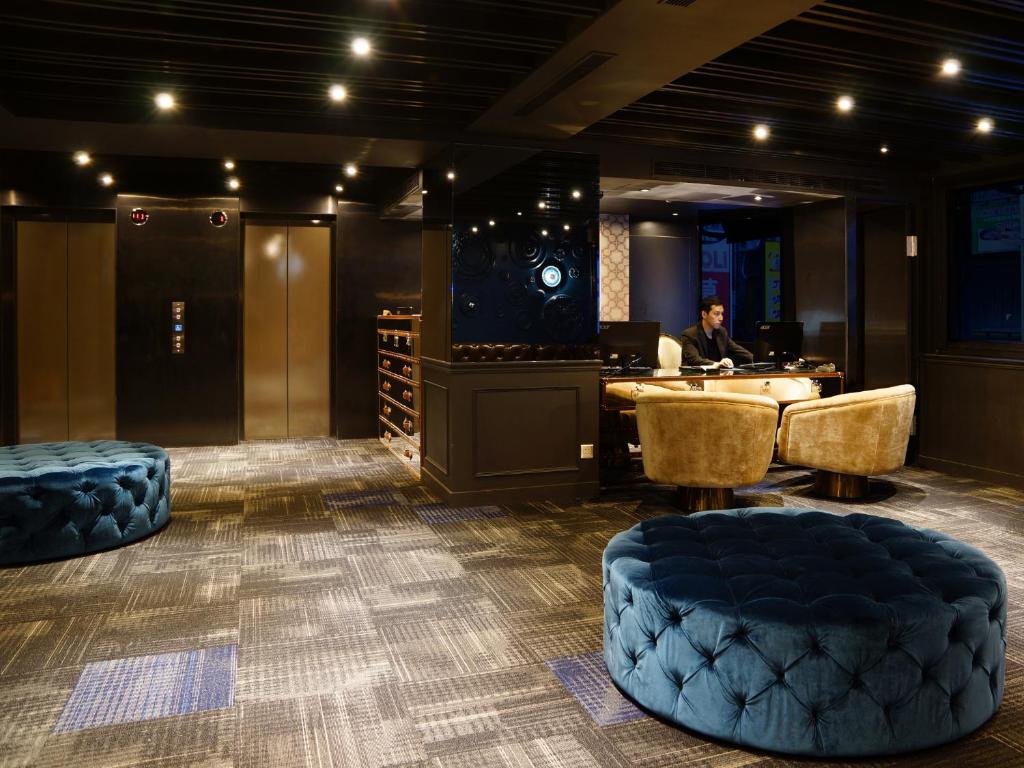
top-left (793, 199), bottom-right (847, 367)
top-left (628, 219), bottom-right (697, 337)
top-left (116, 196), bottom-right (240, 446)
top-left (918, 355), bottom-right (1024, 486)
top-left (336, 203), bottom-right (420, 438)
top-left (863, 206), bottom-right (909, 389)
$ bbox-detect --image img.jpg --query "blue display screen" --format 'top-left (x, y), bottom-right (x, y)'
top-left (174, 323), bottom-right (184, 332)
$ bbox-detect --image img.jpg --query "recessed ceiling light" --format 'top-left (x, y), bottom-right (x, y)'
top-left (880, 144), bottom-right (890, 154)
top-left (352, 37), bottom-right (371, 57)
top-left (976, 117), bottom-right (994, 133)
top-left (941, 58), bottom-right (961, 77)
top-left (226, 177), bottom-right (240, 190)
top-left (488, 219), bottom-right (496, 226)
top-left (421, 189), bottom-right (428, 195)
top-left (223, 159), bottom-right (235, 171)
top-left (344, 163), bottom-right (358, 177)
top-left (672, 212), bottom-right (679, 217)
top-left (446, 170), bottom-right (456, 181)
top-left (754, 195), bottom-right (763, 201)
top-left (541, 229), bottom-right (548, 236)
top-left (311, 219), bottom-right (321, 224)
top-left (571, 189), bottom-right (581, 199)
top-left (753, 124), bottom-right (770, 141)
top-left (517, 211), bottom-right (523, 216)
top-left (563, 224), bottom-right (570, 231)
top-left (471, 226), bottom-right (478, 233)
top-left (335, 184), bottom-right (344, 193)
top-left (154, 92), bottom-right (175, 111)
top-left (98, 173), bottom-right (114, 187)
top-left (73, 151), bottom-right (92, 166)
top-left (329, 84), bottom-right (347, 102)
top-left (538, 201), bottom-right (546, 209)
top-left (640, 188), bottom-right (650, 193)
top-left (836, 95), bottom-right (855, 113)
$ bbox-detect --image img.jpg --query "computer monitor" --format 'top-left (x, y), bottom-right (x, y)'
top-left (599, 321), bottom-right (660, 368)
top-left (755, 321), bottom-right (803, 367)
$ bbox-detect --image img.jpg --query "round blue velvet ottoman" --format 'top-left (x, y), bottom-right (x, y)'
top-left (603, 508), bottom-right (1007, 757)
top-left (0, 441), bottom-right (170, 565)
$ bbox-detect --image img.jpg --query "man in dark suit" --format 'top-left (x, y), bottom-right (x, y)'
top-left (681, 295), bottom-right (753, 368)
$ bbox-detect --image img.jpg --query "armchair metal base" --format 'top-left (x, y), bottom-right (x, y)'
top-left (813, 470), bottom-right (869, 499)
top-left (675, 486), bottom-right (734, 512)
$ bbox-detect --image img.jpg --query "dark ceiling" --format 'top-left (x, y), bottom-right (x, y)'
top-left (1, 0), bottom-right (1022, 174)
top-left (584, 0), bottom-right (1024, 168)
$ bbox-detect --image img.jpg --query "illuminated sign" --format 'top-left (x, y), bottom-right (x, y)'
top-left (209, 210), bottom-right (228, 227)
top-left (130, 208), bottom-right (149, 226)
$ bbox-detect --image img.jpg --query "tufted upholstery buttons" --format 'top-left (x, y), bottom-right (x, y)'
top-left (603, 508), bottom-right (1007, 757)
top-left (0, 441), bottom-right (171, 565)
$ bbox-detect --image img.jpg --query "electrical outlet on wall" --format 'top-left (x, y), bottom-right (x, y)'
top-left (580, 444), bottom-right (594, 459)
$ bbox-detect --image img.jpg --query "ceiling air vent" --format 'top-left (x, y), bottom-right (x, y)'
top-left (513, 51), bottom-right (616, 117)
top-left (652, 160), bottom-right (886, 195)
top-left (659, 0), bottom-right (698, 6)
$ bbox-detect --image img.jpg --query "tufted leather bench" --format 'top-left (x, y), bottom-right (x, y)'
top-left (0, 441), bottom-right (170, 565)
top-left (603, 508), bottom-right (1006, 756)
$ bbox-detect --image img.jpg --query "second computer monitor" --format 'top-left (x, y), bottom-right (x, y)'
top-left (755, 321), bottom-right (803, 367)
top-left (599, 321), bottom-right (661, 368)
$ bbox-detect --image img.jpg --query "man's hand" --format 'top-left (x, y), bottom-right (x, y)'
top-left (720, 357), bottom-right (734, 369)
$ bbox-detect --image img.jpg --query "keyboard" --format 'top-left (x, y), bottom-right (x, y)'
top-left (738, 362), bottom-right (776, 371)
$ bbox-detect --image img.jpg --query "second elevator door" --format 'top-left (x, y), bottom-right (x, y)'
top-left (244, 225), bottom-right (330, 439)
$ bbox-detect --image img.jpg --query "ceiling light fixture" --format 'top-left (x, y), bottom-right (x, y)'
top-left (640, 188), bottom-right (650, 193)
top-left (329, 84), bottom-right (347, 102)
top-left (488, 219), bottom-right (496, 226)
top-left (98, 173), bottom-right (114, 187)
top-left (754, 195), bottom-right (763, 202)
top-left (941, 58), bottom-right (961, 77)
top-left (471, 226), bottom-right (478, 233)
top-left (571, 189), bottom-right (581, 200)
top-left (516, 211), bottom-right (523, 216)
top-left (446, 170), bottom-right (456, 181)
top-left (753, 124), bottom-right (770, 141)
top-left (541, 229), bottom-right (548, 236)
top-left (73, 151), bottom-right (92, 166)
top-left (563, 224), bottom-right (570, 231)
top-left (836, 95), bottom-right (855, 113)
top-left (344, 163), bottom-right (358, 177)
top-left (880, 144), bottom-right (890, 154)
top-left (538, 201), bottom-right (546, 209)
top-left (421, 189), bottom-right (428, 195)
top-left (226, 177), bottom-right (241, 190)
top-left (223, 159), bottom-right (235, 171)
top-left (976, 117), bottom-right (994, 133)
top-left (154, 92), bottom-right (175, 111)
top-left (352, 37), bottom-right (371, 57)
top-left (672, 212), bottom-right (679, 217)
top-left (335, 184), bottom-right (344, 193)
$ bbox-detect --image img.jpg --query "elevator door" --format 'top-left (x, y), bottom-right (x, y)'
top-left (17, 220), bottom-right (116, 443)
top-left (244, 225), bottom-right (331, 439)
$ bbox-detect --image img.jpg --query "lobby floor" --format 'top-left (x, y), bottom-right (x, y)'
top-left (0, 438), bottom-right (1021, 768)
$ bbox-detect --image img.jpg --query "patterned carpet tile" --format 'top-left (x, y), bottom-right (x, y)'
top-left (54, 645), bottom-right (236, 733)
top-left (1, 438), bottom-right (1023, 768)
top-left (546, 652), bottom-right (646, 727)
top-left (413, 503), bottom-right (508, 524)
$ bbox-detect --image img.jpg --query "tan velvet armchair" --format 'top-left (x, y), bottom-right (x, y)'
top-left (777, 384), bottom-right (916, 498)
top-left (635, 390), bottom-right (779, 511)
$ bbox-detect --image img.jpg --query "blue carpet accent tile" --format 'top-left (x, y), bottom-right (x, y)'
top-left (323, 489), bottom-right (409, 510)
top-left (53, 645), bottom-right (237, 733)
top-left (545, 652), bottom-right (646, 727)
top-left (412, 503), bottom-right (508, 524)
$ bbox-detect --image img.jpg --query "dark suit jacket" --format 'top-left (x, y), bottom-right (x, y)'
top-left (680, 324), bottom-right (753, 366)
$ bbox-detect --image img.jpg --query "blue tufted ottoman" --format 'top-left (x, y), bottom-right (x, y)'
top-left (0, 441), bottom-right (170, 565)
top-left (603, 508), bottom-right (1007, 757)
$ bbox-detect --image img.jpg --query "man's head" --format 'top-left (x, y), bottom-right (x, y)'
top-left (699, 295), bottom-right (725, 331)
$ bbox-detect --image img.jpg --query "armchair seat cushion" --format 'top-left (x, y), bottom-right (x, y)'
top-left (777, 385), bottom-right (915, 476)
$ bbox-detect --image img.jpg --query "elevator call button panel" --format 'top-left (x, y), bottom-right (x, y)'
top-left (171, 301), bottom-right (185, 354)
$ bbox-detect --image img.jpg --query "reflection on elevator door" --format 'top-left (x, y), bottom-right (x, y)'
top-left (16, 220), bottom-right (116, 443)
top-left (243, 225), bottom-right (330, 439)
